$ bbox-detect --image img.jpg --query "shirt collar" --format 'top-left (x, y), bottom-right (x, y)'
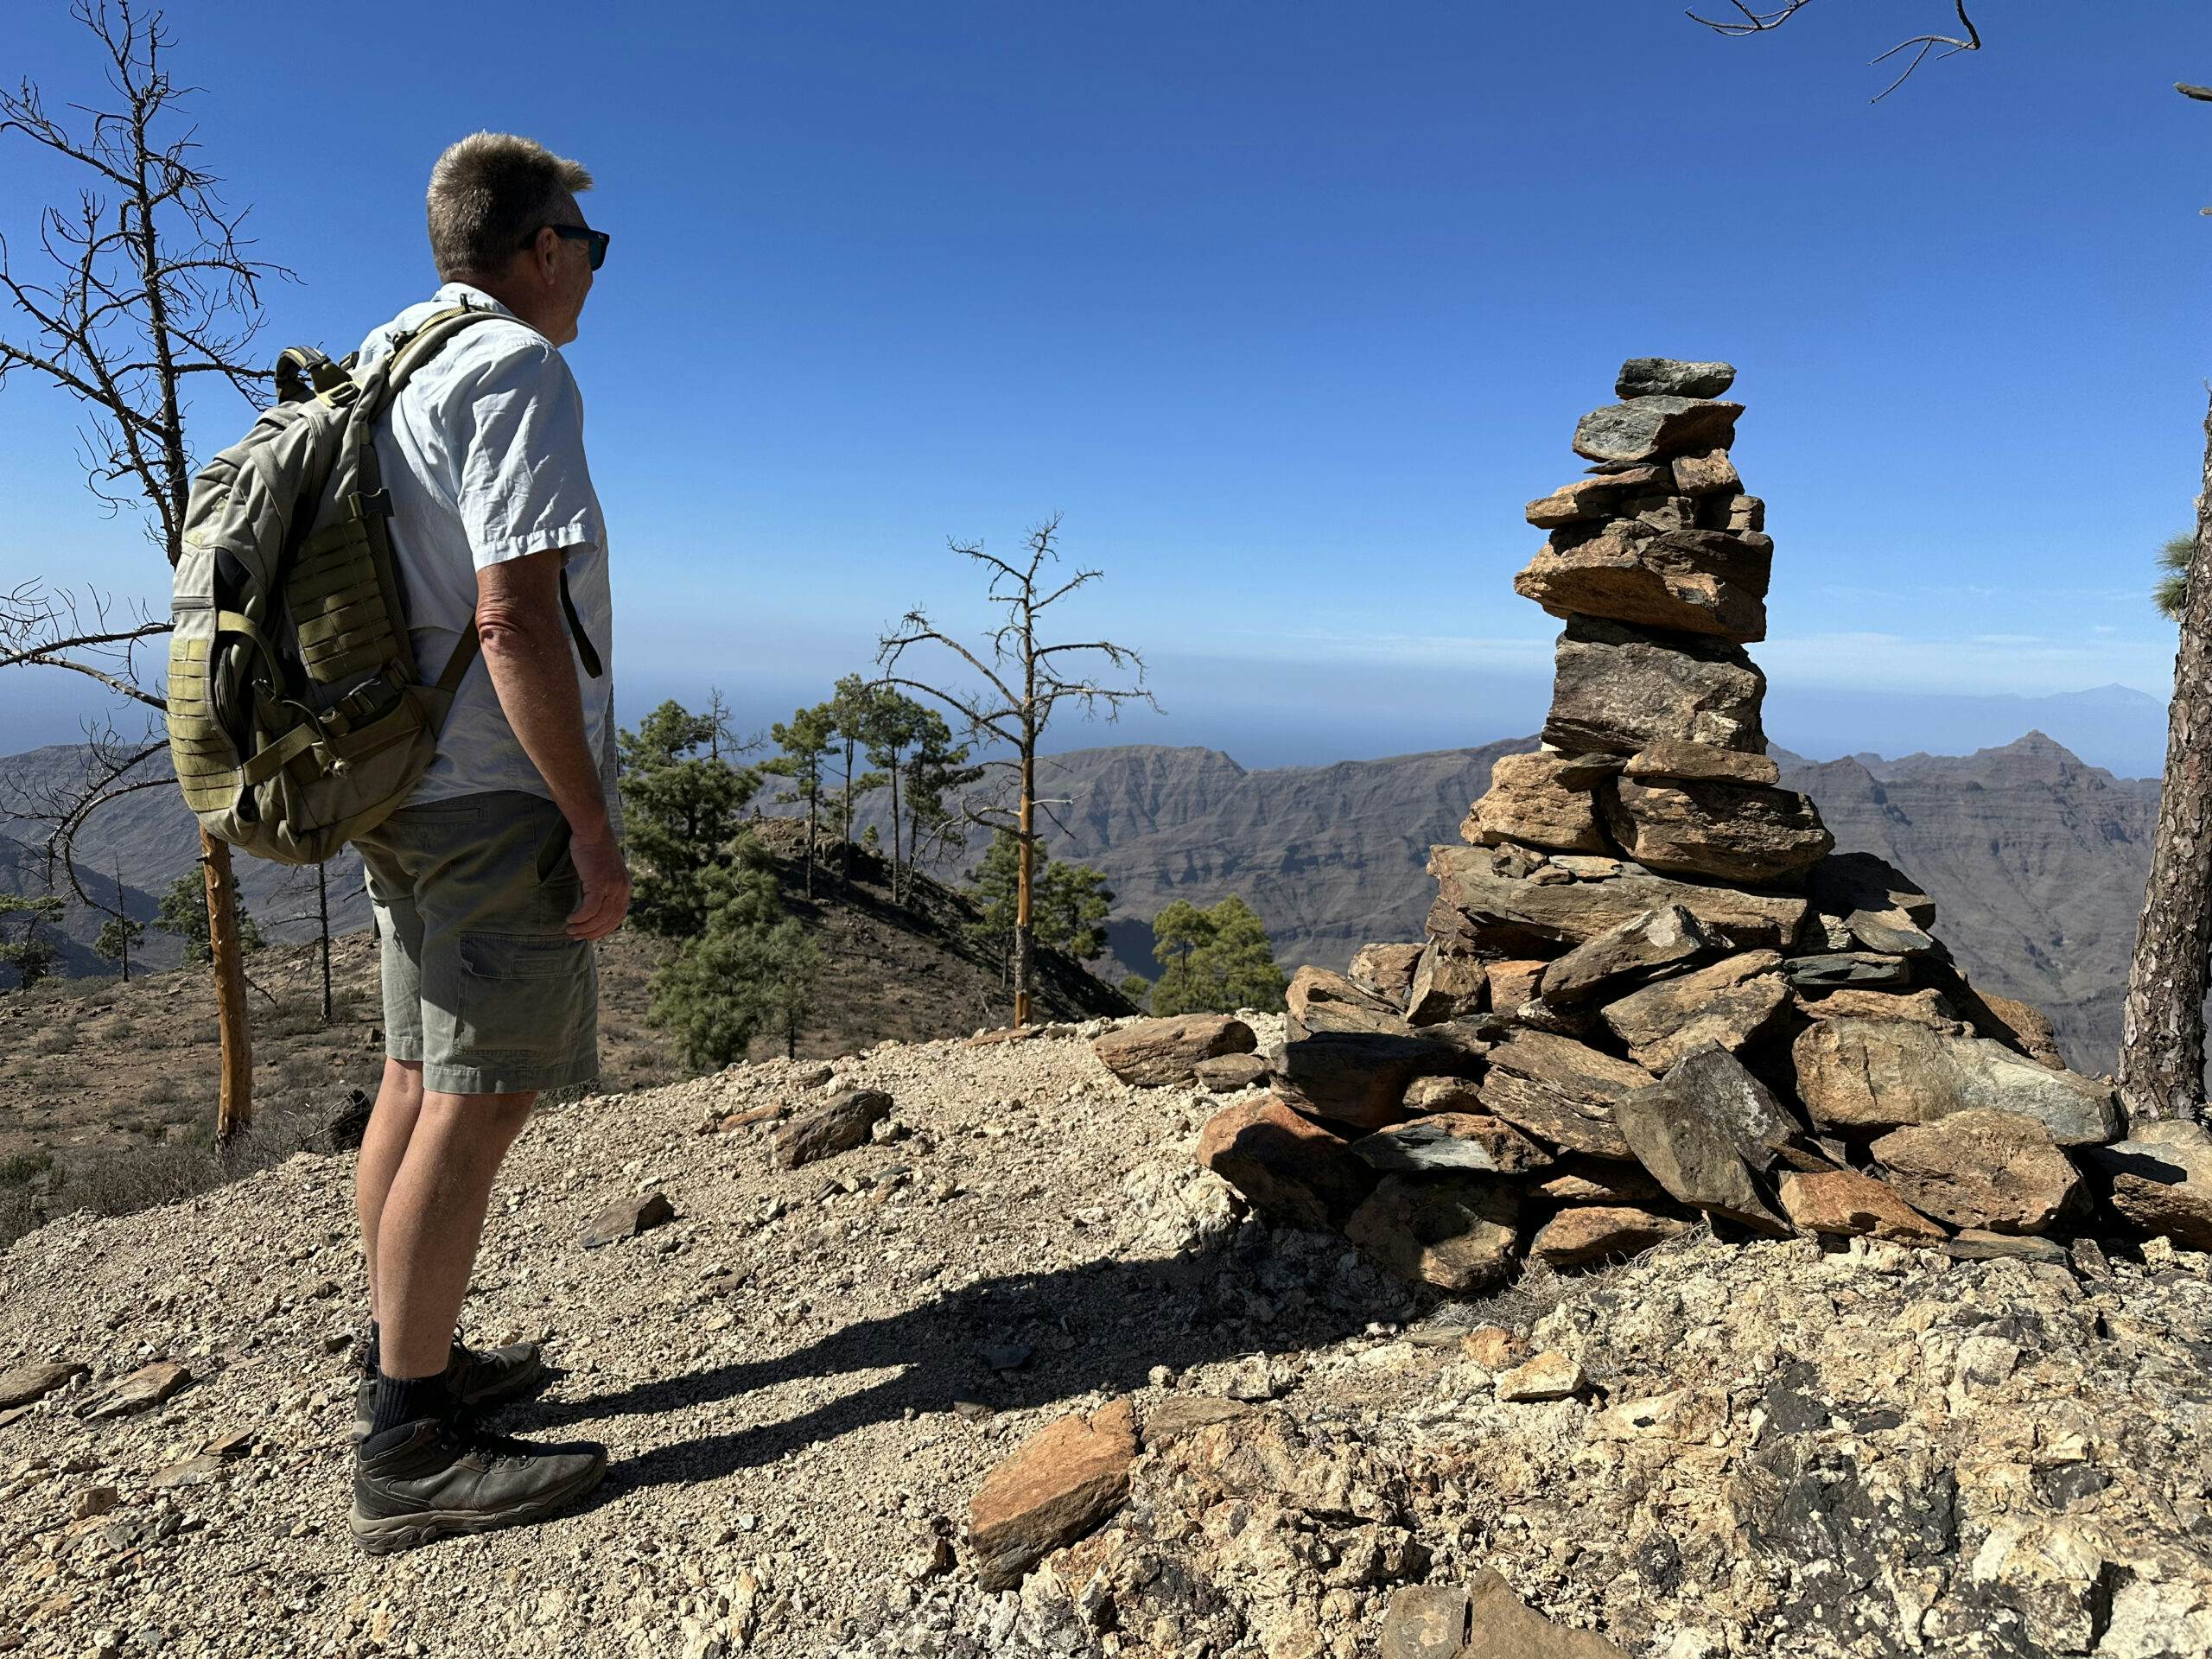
top-left (434, 280), bottom-right (517, 319)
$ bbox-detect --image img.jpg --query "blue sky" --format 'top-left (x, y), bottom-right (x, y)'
top-left (3, 0), bottom-right (2209, 772)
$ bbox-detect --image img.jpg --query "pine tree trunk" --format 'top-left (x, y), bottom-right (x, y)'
top-left (203, 834), bottom-right (253, 1145)
top-left (889, 760), bottom-right (902, 903)
top-left (2118, 390), bottom-right (2212, 1127)
top-left (804, 787), bottom-right (817, 899)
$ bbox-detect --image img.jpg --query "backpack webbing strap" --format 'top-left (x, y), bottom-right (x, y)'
top-left (435, 622), bottom-right (482, 703)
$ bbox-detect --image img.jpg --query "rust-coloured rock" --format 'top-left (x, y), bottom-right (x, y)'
top-left (1777, 1168), bottom-right (1946, 1243)
top-left (1793, 986), bottom-right (1962, 1032)
top-left (1277, 1027), bottom-right (1484, 1132)
top-left (1092, 1014), bottom-right (1257, 1087)
top-left (1523, 466), bottom-right (1669, 529)
top-left (969, 1398), bottom-right (1137, 1590)
top-left (1287, 965), bottom-right (1406, 1039)
top-left (1193, 1052), bottom-right (1272, 1093)
top-left (772, 1090), bottom-right (893, 1170)
top-left (1543, 617), bottom-right (1766, 758)
top-left (1479, 1030), bottom-right (1650, 1160)
top-left (1624, 739), bottom-right (1778, 787)
top-left (1516, 523), bottom-right (1770, 643)
top-left (1405, 943), bottom-right (1489, 1025)
top-left (1870, 1109), bottom-right (2083, 1234)
top-left (1538, 905), bottom-right (1717, 1005)
top-left (2086, 1122), bottom-right (2212, 1249)
top-left (1463, 1568), bottom-right (1631, 1656)
top-left (1348, 942), bottom-right (1425, 1001)
top-left (1461, 751), bottom-right (1608, 855)
top-left (1196, 1095), bottom-right (1376, 1230)
top-left (1530, 1205), bottom-right (1691, 1268)
top-left (1603, 777), bottom-right (1834, 887)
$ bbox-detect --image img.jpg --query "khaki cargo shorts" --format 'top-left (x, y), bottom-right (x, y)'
top-left (357, 791), bottom-right (599, 1096)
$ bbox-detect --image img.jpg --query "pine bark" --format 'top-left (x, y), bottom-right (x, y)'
top-left (2118, 390), bottom-right (2212, 1126)
top-left (203, 836), bottom-right (253, 1144)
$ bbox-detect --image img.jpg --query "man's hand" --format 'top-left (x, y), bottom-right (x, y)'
top-left (566, 824), bottom-right (632, 941)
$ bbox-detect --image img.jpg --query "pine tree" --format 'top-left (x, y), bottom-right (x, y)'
top-left (0, 894), bottom-right (63, 990)
top-left (95, 913), bottom-right (143, 982)
top-left (645, 842), bottom-right (823, 1071)
top-left (964, 832), bottom-right (1114, 988)
top-left (857, 688), bottom-right (938, 901)
top-left (155, 872), bottom-right (260, 963)
top-left (1148, 895), bottom-right (1287, 1015)
top-left (902, 716), bottom-right (979, 896)
top-left (826, 675), bottom-right (889, 887)
top-left (761, 702), bottom-right (837, 899)
top-left (619, 699), bottom-right (760, 938)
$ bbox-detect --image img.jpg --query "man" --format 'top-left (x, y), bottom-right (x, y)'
top-left (345, 132), bottom-right (629, 1554)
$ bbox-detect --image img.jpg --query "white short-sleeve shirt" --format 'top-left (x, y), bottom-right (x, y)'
top-left (353, 282), bottom-right (616, 811)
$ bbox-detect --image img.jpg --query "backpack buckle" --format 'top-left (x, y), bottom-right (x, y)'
top-left (347, 489), bottom-right (392, 520)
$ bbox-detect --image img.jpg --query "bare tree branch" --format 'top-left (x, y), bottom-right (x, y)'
top-left (1688, 0), bottom-right (1983, 100)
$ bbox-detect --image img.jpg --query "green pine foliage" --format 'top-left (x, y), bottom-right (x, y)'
top-left (154, 873), bottom-right (261, 963)
top-left (94, 912), bottom-right (143, 977)
top-left (1147, 894), bottom-right (1287, 1015)
top-left (761, 702), bottom-right (838, 896)
top-left (0, 894), bottom-right (63, 990)
top-left (963, 831), bottom-right (1114, 969)
top-left (646, 838), bottom-right (826, 1071)
top-left (1120, 972), bottom-right (1154, 1007)
top-left (2157, 531), bottom-right (2196, 621)
top-left (618, 699), bottom-right (760, 938)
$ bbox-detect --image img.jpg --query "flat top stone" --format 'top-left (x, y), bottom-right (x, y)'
top-left (1618, 358), bottom-right (1737, 399)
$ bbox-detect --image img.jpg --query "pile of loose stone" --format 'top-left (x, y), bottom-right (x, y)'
top-left (1156, 357), bottom-right (2212, 1291)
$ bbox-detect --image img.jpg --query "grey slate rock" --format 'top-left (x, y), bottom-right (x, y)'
top-left (1617, 358), bottom-right (1738, 399)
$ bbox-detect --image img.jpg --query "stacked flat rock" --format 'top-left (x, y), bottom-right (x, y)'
top-left (1185, 358), bottom-right (2192, 1291)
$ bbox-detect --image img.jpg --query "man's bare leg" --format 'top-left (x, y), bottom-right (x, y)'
top-left (356, 1057), bottom-right (426, 1323)
top-left (372, 1090), bottom-right (536, 1382)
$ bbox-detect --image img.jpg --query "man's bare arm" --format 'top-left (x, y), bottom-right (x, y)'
top-left (475, 546), bottom-right (630, 940)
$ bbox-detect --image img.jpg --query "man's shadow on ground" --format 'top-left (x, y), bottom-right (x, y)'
top-left (516, 1230), bottom-right (1393, 1502)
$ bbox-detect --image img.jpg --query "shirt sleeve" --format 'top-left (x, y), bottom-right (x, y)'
top-left (452, 335), bottom-right (604, 569)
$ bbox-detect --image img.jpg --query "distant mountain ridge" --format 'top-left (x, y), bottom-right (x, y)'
top-left (3, 730), bottom-right (2162, 1072)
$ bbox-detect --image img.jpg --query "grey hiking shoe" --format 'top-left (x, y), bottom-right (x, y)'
top-left (350, 1418), bottom-right (606, 1555)
top-left (351, 1338), bottom-right (549, 1442)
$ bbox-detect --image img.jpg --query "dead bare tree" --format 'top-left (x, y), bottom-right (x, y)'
top-left (1688, 1), bottom-right (1982, 101)
top-left (0, 0), bottom-right (289, 1142)
top-left (877, 515), bottom-right (1159, 1026)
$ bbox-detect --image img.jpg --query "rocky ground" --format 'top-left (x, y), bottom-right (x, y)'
top-left (0, 1018), bottom-right (2207, 1658)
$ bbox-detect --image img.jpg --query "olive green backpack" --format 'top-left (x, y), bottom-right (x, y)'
top-left (167, 304), bottom-right (501, 866)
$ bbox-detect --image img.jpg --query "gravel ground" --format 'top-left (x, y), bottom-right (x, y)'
top-left (3, 1016), bottom-right (2209, 1659)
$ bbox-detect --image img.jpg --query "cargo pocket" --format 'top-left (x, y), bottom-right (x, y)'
top-left (454, 931), bottom-right (594, 1076)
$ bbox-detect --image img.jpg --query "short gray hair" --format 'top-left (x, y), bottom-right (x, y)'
top-left (426, 132), bottom-right (594, 282)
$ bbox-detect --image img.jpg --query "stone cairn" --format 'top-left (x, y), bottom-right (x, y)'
top-left (1137, 357), bottom-right (2212, 1288)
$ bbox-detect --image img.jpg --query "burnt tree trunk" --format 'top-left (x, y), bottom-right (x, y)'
top-left (2119, 389), bottom-right (2212, 1126)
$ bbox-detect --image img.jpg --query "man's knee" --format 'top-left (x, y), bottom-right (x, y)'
top-left (377, 1058), bottom-right (426, 1111)
top-left (422, 1090), bottom-right (537, 1145)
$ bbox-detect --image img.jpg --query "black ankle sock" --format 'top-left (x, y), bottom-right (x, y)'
top-left (368, 1365), bottom-right (453, 1441)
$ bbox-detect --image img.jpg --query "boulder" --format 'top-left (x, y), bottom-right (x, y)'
top-left (1464, 1570), bottom-right (1630, 1656)
top-left (1345, 1173), bottom-right (1522, 1291)
top-left (1792, 1019), bottom-right (2123, 1147)
top-left (1538, 905), bottom-right (1718, 1005)
top-left (1869, 1110), bottom-right (2083, 1234)
top-left (1670, 446), bottom-right (1742, 495)
top-left (969, 1398), bottom-right (1137, 1590)
top-left (1535, 1156), bottom-right (1667, 1205)
top-left (582, 1190), bottom-right (677, 1247)
top-left (1777, 1168), bottom-right (1945, 1243)
top-left (1947, 1230), bottom-right (2069, 1265)
top-left (79, 1361), bottom-right (193, 1421)
top-left (1960, 986), bottom-right (2069, 1071)
top-left (1196, 1095), bottom-right (1376, 1230)
top-left (1480, 1030), bottom-right (1651, 1160)
top-left (1726, 494), bottom-right (1764, 533)
top-left (1808, 851), bottom-right (1936, 954)
top-left (772, 1090), bottom-right (894, 1170)
top-left (1516, 524), bottom-right (1770, 643)
top-left (0, 1361), bottom-right (86, 1412)
top-left (1485, 958), bottom-right (1550, 1012)
top-left (1598, 950), bottom-right (1787, 1071)
top-left (1461, 751), bottom-right (1608, 855)
top-left (1603, 777), bottom-right (1834, 887)
top-left (1352, 1112), bottom-right (1553, 1177)
top-left (1573, 396), bottom-right (1743, 465)
top-left (1529, 1205), bottom-right (1692, 1268)
top-left (1278, 1027), bottom-right (1484, 1131)
top-left (1494, 1352), bottom-right (1588, 1403)
top-left (1613, 1046), bottom-right (1791, 1231)
top-left (1193, 1052), bottom-right (1272, 1093)
top-left (1405, 943), bottom-right (1490, 1025)
top-left (1618, 357), bottom-right (1737, 399)
top-left (1092, 1014), bottom-right (1258, 1088)
top-left (1427, 843), bottom-right (1807, 958)
top-left (1287, 965), bottom-right (1407, 1040)
top-left (1785, 952), bottom-right (1912, 991)
top-left (1544, 616), bottom-right (1767, 758)
top-left (1624, 739), bottom-right (1779, 787)
top-left (1380, 1582), bottom-right (1471, 1659)
top-left (2086, 1122), bottom-right (2212, 1249)
top-left (1348, 942), bottom-right (1426, 1002)
top-left (1523, 466), bottom-right (1669, 530)
top-left (1793, 986), bottom-right (1961, 1031)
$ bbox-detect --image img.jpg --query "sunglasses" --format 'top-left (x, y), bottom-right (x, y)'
top-left (524, 222), bottom-right (610, 270)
